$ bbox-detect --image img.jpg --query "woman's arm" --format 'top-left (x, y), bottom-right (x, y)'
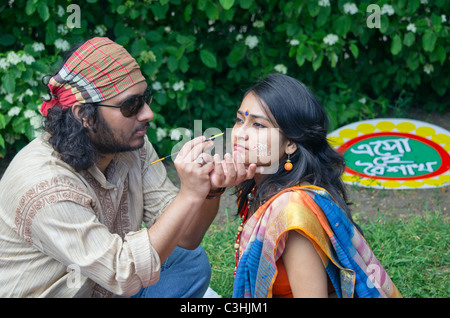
top-left (282, 230), bottom-right (328, 298)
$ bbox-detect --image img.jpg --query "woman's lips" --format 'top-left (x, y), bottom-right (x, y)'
top-left (233, 143), bottom-right (248, 151)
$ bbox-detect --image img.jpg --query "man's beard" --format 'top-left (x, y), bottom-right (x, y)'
top-left (90, 114), bottom-right (148, 155)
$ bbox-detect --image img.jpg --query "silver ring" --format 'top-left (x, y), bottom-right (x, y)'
top-left (196, 156), bottom-right (206, 167)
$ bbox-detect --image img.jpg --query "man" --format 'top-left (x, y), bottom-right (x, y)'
top-left (0, 37), bottom-right (257, 297)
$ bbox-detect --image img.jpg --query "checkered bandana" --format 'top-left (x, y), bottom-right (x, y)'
top-left (40, 37), bottom-right (145, 116)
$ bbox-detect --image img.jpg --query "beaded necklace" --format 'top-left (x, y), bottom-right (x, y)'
top-left (233, 186), bottom-right (256, 275)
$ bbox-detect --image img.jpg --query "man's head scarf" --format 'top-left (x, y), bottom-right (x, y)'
top-left (40, 37), bottom-right (145, 116)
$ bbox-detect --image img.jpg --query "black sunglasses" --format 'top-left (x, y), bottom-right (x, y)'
top-left (96, 88), bottom-right (153, 117)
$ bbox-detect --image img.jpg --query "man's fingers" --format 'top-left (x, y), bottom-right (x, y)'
top-left (176, 136), bottom-right (205, 159)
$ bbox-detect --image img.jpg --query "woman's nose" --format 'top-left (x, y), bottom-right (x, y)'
top-left (233, 123), bottom-right (249, 141)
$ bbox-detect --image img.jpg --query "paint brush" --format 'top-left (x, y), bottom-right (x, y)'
top-left (150, 132), bottom-right (224, 165)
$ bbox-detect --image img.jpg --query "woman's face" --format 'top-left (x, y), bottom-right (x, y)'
top-left (232, 92), bottom-right (288, 167)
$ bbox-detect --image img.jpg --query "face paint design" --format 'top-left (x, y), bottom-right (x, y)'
top-left (245, 110), bottom-right (249, 116)
top-left (252, 143), bottom-right (272, 158)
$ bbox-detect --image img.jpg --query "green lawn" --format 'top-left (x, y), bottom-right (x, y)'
top-left (202, 209), bottom-right (449, 298)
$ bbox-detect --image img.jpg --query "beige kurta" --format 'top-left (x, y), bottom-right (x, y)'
top-left (0, 133), bottom-right (178, 297)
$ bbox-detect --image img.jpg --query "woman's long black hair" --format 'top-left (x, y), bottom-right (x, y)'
top-left (41, 41), bottom-right (100, 172)
top-left (236, 73), bottom-right (359, 230)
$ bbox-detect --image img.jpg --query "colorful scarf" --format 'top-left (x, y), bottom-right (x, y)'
top-left (233, 185), bottom-right (402, 298)
top-left (40, 37), bottom-right (145, 116)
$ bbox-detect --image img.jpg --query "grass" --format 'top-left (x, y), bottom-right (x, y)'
top-left (201, 209), bottom-right (449, 298)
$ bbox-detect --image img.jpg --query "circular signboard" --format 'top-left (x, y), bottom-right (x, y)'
top-left (327, 119), bottom-right (450, 189)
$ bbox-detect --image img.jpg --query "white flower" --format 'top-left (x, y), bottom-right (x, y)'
top-left (420, 0), bottom-right (428, 4)
top-left (323, 34), bottom-right (339, 46)
top-left (245, 35), bottom-right (259, 49)
top-left (21, 53), bottom-right (35, 65)
top-left (343, 3), bottom-right (358, 15)
top-left (170, 129), bottom-right (182, 141)
top-left (30, 115), bottom-right (42, 129)
top-left (25, 89), bottom-right (33, 96)
top-left (152, 81), bottom-right (162, 91)
top-left (423, 64), bottom-right (434, 75)
top-left (5, 94), bottom-right (14, 104)
top-left (94, 25), bottom-right (106, 37)
top-left (54, 39), bottom-right (71, 51)
top-left (156, 127), bottom-right (167, 141)
top-left (57, 5), bottom-right (65, 18)
top-left (442, 15), bottom-right (447, 23)
top-left (381, 4), bottom-right (394, 16)
top-left (164, 26), bottom-right (171, 33)
top-left (26, 79), bottom-right (38, 87)
top-left (289, 39), bottom-right (300, 46)
top-left (24, 110), bottom-right (37, 119)
top-left (235, 34), bottom-right (243, 41)
top-left (406, 23), bottom-right (417, 33)
top-left (253, 20), bottom-right (264, 28)
top-left (32, 42), bottom-right (45, 53)
top-left (318, 0), bottom-right (330, 7)
top-left (57, 24), bottom-right (69, 35)
top-left (359, 97), bottom-right (367, 104)
top-left (274, 64), bottom-right (287, 74)
top-left (7, 106), bottom-right (21, 117)
top-left (0, 58), bottom-right (9, 70)
top-left (172, 80), bottom-right (185, 92)
top-left (6, 51), bottom-right (21, 65)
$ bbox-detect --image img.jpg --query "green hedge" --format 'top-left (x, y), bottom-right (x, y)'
top-left (0, 0), bottom-right (449, 158)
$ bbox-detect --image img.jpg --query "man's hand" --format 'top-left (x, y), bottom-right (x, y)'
top-left (207, 151), bottom-right (263, 189)
top-left (174, 136), bottom-right (215, 200)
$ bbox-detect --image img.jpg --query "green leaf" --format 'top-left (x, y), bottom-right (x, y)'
top-left (220, 0), bottom-right (234, 10)
top-left (0, 134), bottom-right (5, 150)
top-left (200, 49), bottom-right (217, 68)
top-left (349, 43), bottom-right (359, 59)
top-left (117, 5), bottom-right (127, 14)
top-left (307, 1), bottom-right (320, 17)
top-left (0, 34), bottom-right (15, 46)
top-left (2, 73), bottom-right (16, 94)
top-left (329, 52), bottom-right (338, 68)
top-left (179, 56), bottom-right (189, 73)
top-left (312, 51), bottom-right (323, 71)
top-left (184, 4), bottom-right (193, 22)
top-left (333, 15), bottom-right (351, 37)
top-left (406, 52), bottom-right (420, 71)
top-left (37, 3), bottom-right (50, 21)
top-left (239, 0), bottom-right (252, 9)
top-left (407, 0), bottom-right (420, 14)
top-left (391, 35), bottom-right (402, 55)
top-left (192, 79), bottom-right (206, 91)
top-left (226, 44), bottom-right (245, 67)
top-left (167, 55), bottom-right (178, 72)
top-left (403, 32), bottom-right (415, 47)
top-left (435, 46), bottom-right (446, 65)
top-left (25, 0), bottom-right (37, 15)
top-left (422, 31), bottom-right (437, 52)
top-left (205, 2), bottom-right (219, 20)
top-left (0, 114), bottom-right (6, 130)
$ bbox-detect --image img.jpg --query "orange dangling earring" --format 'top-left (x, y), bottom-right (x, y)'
top-left (284, 154), bottom-right (293, 171)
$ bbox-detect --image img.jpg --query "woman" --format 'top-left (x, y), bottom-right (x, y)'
top-left (231, 74), bottom-right (401, 298)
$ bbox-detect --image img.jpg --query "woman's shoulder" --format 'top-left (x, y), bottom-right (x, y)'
top-left (266, 186), bottom-right (313, 210)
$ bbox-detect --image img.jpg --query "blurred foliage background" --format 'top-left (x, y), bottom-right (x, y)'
top-left (0, 0), bottom-right (449, 157)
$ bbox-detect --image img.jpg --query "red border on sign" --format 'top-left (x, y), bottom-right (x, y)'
top-left (337, 132), bottom-right (450, 181)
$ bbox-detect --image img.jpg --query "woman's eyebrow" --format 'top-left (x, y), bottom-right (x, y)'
top-left (237, 110), bottom-right (270, 121)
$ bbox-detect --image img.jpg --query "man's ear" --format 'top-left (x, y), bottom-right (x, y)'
top-left (71, 103), bottom-right (89, 128)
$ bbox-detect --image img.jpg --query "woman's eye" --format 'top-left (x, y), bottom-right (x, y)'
top-left (234, 117), bottom-right (243, 124)
top-left (254, 122), bottom-right (266, 128)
